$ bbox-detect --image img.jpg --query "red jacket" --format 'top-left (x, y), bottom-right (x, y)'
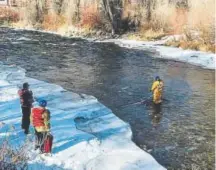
top-left (31, 107), bottom-right (50, 132)
top-left (31, 107), bottom-right (45, 127)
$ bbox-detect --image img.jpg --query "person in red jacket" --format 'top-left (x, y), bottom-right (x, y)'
top-left (18, 82), bottom-right (34, 134)
top-left (31, 100), bottom-right (50, 153)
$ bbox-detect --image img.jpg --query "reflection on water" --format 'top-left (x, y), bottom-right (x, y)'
top-left (149, 103), bottom-right (162, 128)
top-left (0, 28), bottom-right (215, 170)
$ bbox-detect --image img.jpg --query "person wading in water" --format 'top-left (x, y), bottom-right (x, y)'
top-left (150, 76), bottom-right (164, 127)
top-left (151, 76), bottom-right (164, 106)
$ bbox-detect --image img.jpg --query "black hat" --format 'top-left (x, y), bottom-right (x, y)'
top-left (23, 82), bottom-right (29, 89)
top-left (155, 76), bottom-right (160, 81)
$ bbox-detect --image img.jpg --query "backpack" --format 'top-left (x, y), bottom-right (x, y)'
top-left (43, 133), bottom-right (53, 153)
top-left (18, 89), bottom-right (33, 107)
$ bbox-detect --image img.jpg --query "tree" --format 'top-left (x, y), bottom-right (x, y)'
top-left (35, 0), bottom-right (47, 23)
top-left (101, 0), bottom-right (123, 34)
top-left (146, 0), bottom-right (151, 22)
top-left (74, 0), bottom-right (80, 22)
top-left (51, 0), bottom-right (64, 14)
top-left (168, 0), bottom-right (189, 8)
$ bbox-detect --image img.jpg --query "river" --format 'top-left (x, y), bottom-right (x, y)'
top-left (0, 28), bottom-right (215, 170)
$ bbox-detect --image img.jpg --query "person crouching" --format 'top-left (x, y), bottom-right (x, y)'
top-left (31, 100), bottom-right (50, 153)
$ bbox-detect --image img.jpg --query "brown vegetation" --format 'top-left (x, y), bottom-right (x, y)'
top-left (0, 141), bottom-right (28, 170)
top-left (165, 0), bottom-right (215, 52)
top-left (1, 0), bottom-right (215, 52)
top-left (79, 4), bottom-right (102, 29)
top-left (0, 124), bottom-right (29, 170)
top-left (0, 7), bottom-right (19, 23)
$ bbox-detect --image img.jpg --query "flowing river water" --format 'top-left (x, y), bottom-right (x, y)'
top-left (0, 28), bottom-right (215, 170)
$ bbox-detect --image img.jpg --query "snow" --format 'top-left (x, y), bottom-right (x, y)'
top-left (94, 39), bottom-right (215, 69)
top-left (0, 62), bottom-right (165, 170)
top-left (17, 37), bottom-right (33, 41)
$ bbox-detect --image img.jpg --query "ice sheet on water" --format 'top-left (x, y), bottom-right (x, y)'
top-left (95, 39), bottom-right (215, 69)
top-left (0, 64), bottom-right (166, 170)
top-left (17, 37), bottom-right (33, 41)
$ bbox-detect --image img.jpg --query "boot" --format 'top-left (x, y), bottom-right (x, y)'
top-left (34, 145), bottom-right (39, 150)
top-left (24, 129), bottom-right (29, 135)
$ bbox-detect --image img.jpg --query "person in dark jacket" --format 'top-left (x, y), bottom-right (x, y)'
top-left (18, 82), bottom-right (34, 134)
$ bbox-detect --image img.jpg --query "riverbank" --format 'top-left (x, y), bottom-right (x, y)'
top-left (94, 38), bottom-right (216, 69)
top-left (6, 25), bottom-right (216, 70)
top-left (0, 62), bottom-right (166, 170)
top-left (1, 0), bottom-right (214, 53)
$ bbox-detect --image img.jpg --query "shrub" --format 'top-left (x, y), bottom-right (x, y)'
top-left (42, 13), bottom-right (66, 31)
top-left (166, 39), bottom-right (215, 53)
top-left (0, 141), bottom-right (28, 170)
top-left (0, 7), bottom-right (19, 23)
top-left (79, 5), bottom-right (102, 30)
top-left (0, 123), bottom-right (29, 170)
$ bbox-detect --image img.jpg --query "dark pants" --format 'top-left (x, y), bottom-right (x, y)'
top-left (151, 103), bottom-right (162, 126)
top-left (35, 130), bottom-right (47, 153)
top-left (21, 107), bottom-right (31, 134)
top-left (153, 103), bottom-right (161, 114)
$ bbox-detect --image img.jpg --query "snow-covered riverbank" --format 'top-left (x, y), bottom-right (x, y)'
top-left (92, 38), bottom-right (215, 70)
top-left (0, 63), bottom-right (165, 170)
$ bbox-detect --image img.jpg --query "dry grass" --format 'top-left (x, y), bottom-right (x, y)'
top-left (123, 1), bottom-right (173, 40)
top-left (129, 28), bottom-right (166, 41)
top-left (0, 123), bottom-right (29, 170)
top-left (43, 0), bottom-right (102, 32)
top-left (2, 0), bottom-right (215, 52)
top-left (62, 0), bottom-right (77, 25)
top-left (18, 0), bottom-right (47, 28)
top-left (124, 0), bottom-right (215, 52)
top-left (42, 13), bottom-right (66, 31)
top-left (166, 40), bottom-right (215, 53)
top-left (185, 0), bottom-right (215, 52)
top-left (79, 5), bottom-right (101, 30)
top-left (152, 2), bottom-right (176, 33)
top-left (187, 0), bottom-right (215, 30)
top-left (0, 141), bottom-right (28, 170)
top-left (165, 0), bottom-right (215, 53)
top-left (0, 7), bottom-right (19, 23)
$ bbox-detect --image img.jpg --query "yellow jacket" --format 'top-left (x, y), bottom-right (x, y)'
top-left (151, 80), bottom-right (164, 104)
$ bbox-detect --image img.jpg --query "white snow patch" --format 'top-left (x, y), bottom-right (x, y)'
top-left (0, 63), bottom-right (165, 170)
top-left (17, 37), bottom-right (32, 41)
top-left (16, 36), bottom-right (39, 42)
